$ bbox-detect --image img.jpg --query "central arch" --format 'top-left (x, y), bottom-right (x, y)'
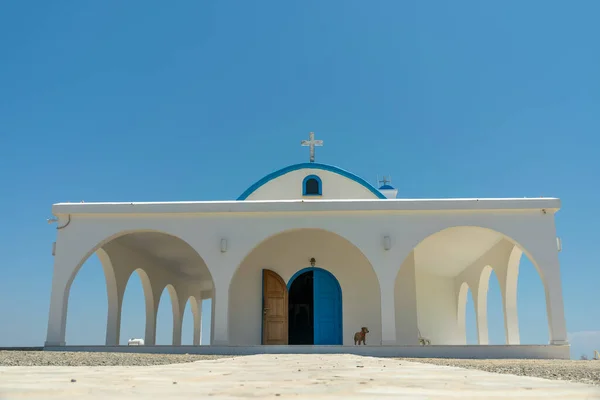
top-left (287, 267), bottom-right (343, 345)
top-left (229, 228), bottom-right (380, 346)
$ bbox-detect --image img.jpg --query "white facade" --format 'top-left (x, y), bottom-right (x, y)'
top-left (45, 162), bottom-right (569, 358)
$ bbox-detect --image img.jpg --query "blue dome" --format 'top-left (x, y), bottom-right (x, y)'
top-left (379, 184), bottom-right (395, 190)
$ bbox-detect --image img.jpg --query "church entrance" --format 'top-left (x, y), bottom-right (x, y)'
top-left (288, 270), bottom-right (314, 344)
top-left (261, 268), bottom-right (342, 345)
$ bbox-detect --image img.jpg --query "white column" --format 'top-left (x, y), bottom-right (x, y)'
top-left (544, 262), bottom-right (568, 345)
top-left (45, 249), bottom-right (78, 347)
top-left (497, 245), bottom-right (522, 345)
top-left (98, 248), bottom-right (130, 346)
top-left (475, 268), bottom-right (491, 345)
top-left (171, 289), bottom-right (185, 346)
top-left (380, 277), bottom-right (396, 345)
top-left (394, 251), bottom-right (419, 345)
top-left (522, 236), bottom-right (568, 345)
top-left (45, 275), bottom-right (69, 346)
top-left (193, 298), bottom-right (202, 345)
top-left (211, 281), bottom-right (228, 345)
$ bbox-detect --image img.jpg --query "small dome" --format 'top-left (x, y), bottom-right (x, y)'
top-left (379, 184), bottom-right (395, 190)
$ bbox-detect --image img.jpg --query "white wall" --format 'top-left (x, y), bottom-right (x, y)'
top-left (228, 229), bottom-right (382, 345)
top-left (415, 270), bottom-right (462, 345)
top-left (246, 169), bottom-right (379, 200)
top-left (46, 201), bottom-right (566, 349)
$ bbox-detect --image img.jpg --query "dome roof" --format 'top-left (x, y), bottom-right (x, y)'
top-left (379, 184), bottom-right (395, 190)
top-left (237, 162), bottom-right (386, 200)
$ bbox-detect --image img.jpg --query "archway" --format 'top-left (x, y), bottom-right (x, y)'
top-left (59, 230), bottom-right (214, 346)
top-left (287, 267), bottom-right (343, 345)
top-left (119, 268), bottom-right (153, 345)
top-left (229, 228), bottom-right (380, 346)
top-left (65, 253), bottom-right (107, 345)
top-left (397, 225), bottom-right (549, 346)
top-left (155, 284), bottom-right (179, 345)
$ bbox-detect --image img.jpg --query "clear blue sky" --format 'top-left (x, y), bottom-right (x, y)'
top-left (1, 1), bottom-right (598, 358)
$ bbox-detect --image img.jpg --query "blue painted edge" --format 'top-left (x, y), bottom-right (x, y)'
top-left (379, 184), bottom-right (395, 190)
top-left (237, 163), bottom-right (386, 200)
top-left (302, 174), bottom-right (322, 196)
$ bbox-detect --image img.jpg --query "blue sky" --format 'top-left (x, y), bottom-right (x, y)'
top-left (0, 1), bottom-right (598, 358)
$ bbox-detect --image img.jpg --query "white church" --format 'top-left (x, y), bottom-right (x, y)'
top-left (45, 133), bottom-right (570, 359)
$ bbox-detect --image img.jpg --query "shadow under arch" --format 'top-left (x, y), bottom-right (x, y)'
top-left (228, 227), bottom-right (381, 346)
top-left (399, 225), bottom-right (546, 285)
top-left (60, 228), bottom-right (214, 346)
top-left (396, 225), bottom-right (549, 346)
top-left (64, 228), bottom-right (215, 294)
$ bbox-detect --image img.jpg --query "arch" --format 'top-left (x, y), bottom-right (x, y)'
top-left (155, 284), bottom-right (180, 345)
top-left (477, 265), bottom-right (493, 345)
top-left (302, 175), bottom-right (322, 196)
top-left (485, 268), bottom-right (506, 344)
top-left (63, 228), bottom-right (214, 296)
top-left (236, 163), bottom-right (386, 200)
top-left (119, 268), bottom-right (154, 344)
top-left (65, 252), bottom-right (108, 345)
top-left (181, 296), bottom-right (201, 345)
top-left (400, 225), bottom-right (549, 345)
top-left (288, 266), bottom-right (343, 345)
top-left (400, 225), bottom-right (546, 285)
top-left (229, 227), bottom-right (381, 345)
top-left (58, 229), bottom-right (213, 347)
top-left (287, 266), bottom-right (335, 290)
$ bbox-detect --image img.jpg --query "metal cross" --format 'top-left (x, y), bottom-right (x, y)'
top-left (378, 176), bottom-right (391, 186)
top-left (301, 132), bottom-right (323, 163)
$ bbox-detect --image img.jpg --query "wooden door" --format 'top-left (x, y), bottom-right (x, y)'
top-left (262, 269), bottom-right (288, 345)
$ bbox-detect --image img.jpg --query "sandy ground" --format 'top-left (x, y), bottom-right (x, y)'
top-left (1, 353), bottom-right (599, 399)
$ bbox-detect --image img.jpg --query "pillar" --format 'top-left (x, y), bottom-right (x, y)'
top-left (538, 253), bottom-right (568, 345)
top-left (380, 277), bottom-right (397, 345)
top-left (45, 247), bottom-right (80, 347)
top-left (193, 298), bottom-right (202, 345)
top-left (394, 251), bottom-right (419, 345)
top-left (211, 281), bottom-right (228, 345)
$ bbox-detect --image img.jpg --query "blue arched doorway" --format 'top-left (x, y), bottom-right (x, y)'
top-left (287, 267), bottom-right (342, 345)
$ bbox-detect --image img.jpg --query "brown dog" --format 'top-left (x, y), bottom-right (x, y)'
top-left (353, 327), bottom-right (369, 345)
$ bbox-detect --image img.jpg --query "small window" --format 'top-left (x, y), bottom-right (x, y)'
top-left (303, 175), bottom-right (322, 196)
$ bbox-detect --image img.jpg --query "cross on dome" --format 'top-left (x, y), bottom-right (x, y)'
top-left (301, 132), bottom-right (323, 163)
top-left (378, 176), bottom-right (391, 186)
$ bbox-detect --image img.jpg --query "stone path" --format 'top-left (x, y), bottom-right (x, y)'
top-left (0, 354), bottom-right (599, 399)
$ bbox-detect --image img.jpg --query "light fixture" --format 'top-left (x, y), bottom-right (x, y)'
top-left (556, 237), bottom-right (562, 252)
top-left (383, 236), bottom-right (391, 251)
top-left (220, 238), bottom-right (227, 253)
top-left (310, 257), bottom-right (316, 267)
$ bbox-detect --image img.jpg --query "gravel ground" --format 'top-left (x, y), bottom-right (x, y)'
top-left (402, 358), bottom-right (600, 386)
top-left (0, 351), bottom-right (232, 367)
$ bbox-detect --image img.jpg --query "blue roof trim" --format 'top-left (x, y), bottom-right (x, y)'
top-left (379, 184), bottom-right (395, 190)
top-left (237, 163), bottom-right (386, 200)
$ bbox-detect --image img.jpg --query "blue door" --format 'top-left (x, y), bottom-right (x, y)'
top-left (313, 269), bottom-right (342, 345)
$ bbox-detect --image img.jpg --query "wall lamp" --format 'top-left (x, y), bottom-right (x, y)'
top-left (383, 235), bottom-right (391, 251)
top-left (220, 238), bottom-right (228, 253)
top-left (310, 257), bottom-right (316, 267)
